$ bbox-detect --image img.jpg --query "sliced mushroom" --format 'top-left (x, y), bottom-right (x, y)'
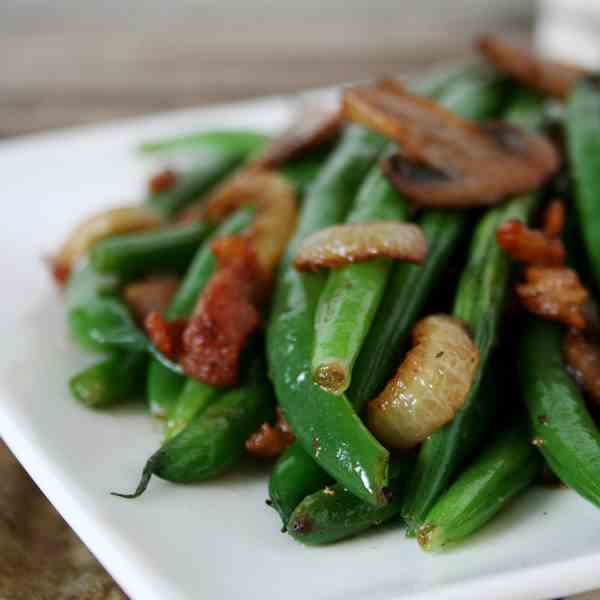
top-left (342, 83), bottom-right (559, 207)
top-left (123, 274), bottom-right (180, 324)
top-left (368, 314), bottom-right (480, 449)
top-left (293, 221), bottom-right (427, 272)
top-left (477, 35), bottom-right (584, 100)
top-left (52, 206), bottom-right (161, 284)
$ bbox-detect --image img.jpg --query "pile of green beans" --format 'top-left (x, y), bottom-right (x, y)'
top-left (59, 54), bottom-right (600, 555)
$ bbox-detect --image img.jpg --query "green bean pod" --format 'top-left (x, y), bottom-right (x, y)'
top-left (113, 359), bottom-right (275, 496)
top-left (164, 379), bottom-right (218, 440)
top-left (418, 426), bottom-right (541, 552)
top-left (146, 152), bottom-right (245, 218)
top-left (69, 351), bottom-right (147, 408)
top-left (566, 75), bottom-right (600, 288)
top-left (519, 318), bottom-right (600, 507)
top-left (287, 456), bottom-right (413, 545)
top-left (402, 91), bottom-right (546, 531)
top-left (139, 129), bottom-right (268, 155)
top-left (267, 124), bottom-right (390, 506)
top-left (90, 221), bottom-right (214, 277)
top-left (268, 441), bottom-right (332, 526)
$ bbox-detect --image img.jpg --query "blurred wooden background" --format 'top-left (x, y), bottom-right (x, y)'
top-left (0, 0), bottom-right (532, 138)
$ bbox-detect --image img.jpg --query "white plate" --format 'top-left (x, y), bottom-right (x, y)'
top-left (2, 90), bottom-right (600, 600)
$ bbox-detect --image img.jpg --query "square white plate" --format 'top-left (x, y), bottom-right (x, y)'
top-left (2, 89), bottom-right (600, 600)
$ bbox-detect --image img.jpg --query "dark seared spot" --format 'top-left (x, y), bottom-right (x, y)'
top-left (481, 122), bottom-right (527, 154)
top-left (383, 154), bottom-right (451, 183)
top-left (435, 351), bottom-right (444, 358)
top-left (265, 498), bottom-right (273, 506)
top-left (291, 514), bottom-right (313, 534)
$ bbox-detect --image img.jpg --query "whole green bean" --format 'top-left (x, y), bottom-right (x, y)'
top-left (139, 130), bottom-right (268, 155)
top-left (566, 75), bottom-right (600, 288)
top-left (519, 318), bottom-right (600, 508)
top-left (113, 358), bottom-right (275, 497)
top-left (69, 351), bottom-right (147, 408)
top-left (268, 441), bottom-right (332, 526)
top-left (164, 379), bottom-right (218, 440)
top-left (287, 456), bottom-right (413, 545)
top-left (146, 152), bottom-right (245, 218)
top-left (418, 426), bottom-right (541, 551)
top-left (90, 221), bottom-right (214, 277)
top-left (402, 91), bottom-right (546, 532)
top-left (267, 124), bottom-right (390, 506)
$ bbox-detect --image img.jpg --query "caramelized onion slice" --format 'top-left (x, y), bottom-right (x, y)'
top-left (368, 314), bottom-right (480, 449)
top-left (496, 219), bottom-right (565, 266)
top-left (477, 35), bottom-right (584, 100)
top-left (343, 83), bottom-right (559, 207)
top-left (293, 221), bottom-right (427, 271)
top-left (517, 266), bottom-right (589, 330)
top-left (563, 330), bottom-right (600, 406)
top-left (53, 206), bottom-right (161, 282)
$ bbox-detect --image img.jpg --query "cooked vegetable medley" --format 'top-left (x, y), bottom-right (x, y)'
top-left (53, 36), bottom-right (600, 550)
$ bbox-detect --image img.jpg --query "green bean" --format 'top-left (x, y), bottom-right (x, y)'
top-left (268, 441), bottom-right (332, 526)
top-left (418, 426), bottom-right (541, 551)
top-left (402, 91), bottom-right (546, 532)
top-left (113, 358), bottom-right (275, 497)
top-left (267, 124), bottom-right (390, 506)
top-left (145, 152), bottom-right (246, 218)
top-left (139, 130), bottom-right (268, 155)
top-left (90, 221), bottom-right (214, 277)
top-left (69, 351), bottom-right (147, 408)
top-left (348, 71), bottom-right (509, 412)
top-left (566, 75), bottom-right (600, 288)
top-left (519, 318), bottom-right (600, 507)
top-left (287, 456), bottom-right (413, 545)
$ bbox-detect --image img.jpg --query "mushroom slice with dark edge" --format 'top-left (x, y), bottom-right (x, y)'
top-left (342, 83), bottom-right (559, 208)
top-left (293, 221), bottom-right (427, 272)
top-left (477, 35), bottom-right (585, 100)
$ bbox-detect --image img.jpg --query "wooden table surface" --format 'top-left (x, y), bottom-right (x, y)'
top-left (4, 3), bottom-right (598, 600)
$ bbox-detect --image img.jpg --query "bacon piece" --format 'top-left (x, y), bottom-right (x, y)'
top-left (123, 275), bottom-right (180, 324)
top-left (293, 221), bottom-right (427, 272)
top-left (144, 311), bottom-right (187, 358)
top-left (517, 266), bottom-right (589, 330)
top-left (149, 168), bottom-right (177, 194)
top-left (543, 199), bottom-right (565, 238)
top-left (496, 219), bottom-right (565, 266)
top-left (342, 83), bottom-right (559, 207)
top-left (245, 408), bottom-right (295, 458)
top-left (563, 330), bottom-right (600, 406)
top-left (180, 237), bottom-right (269, 387)
top-left (53, 206), bottom-right (161, 280)
top-left (477, 35), bottom-right (584, 100)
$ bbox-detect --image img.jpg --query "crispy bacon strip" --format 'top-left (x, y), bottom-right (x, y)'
top-left (543, 199), bottom-right (565, 238)
top-left (477, 35), bottom-right (585, 100)
top-left (144, 311), bottom-right (187, 358)
top-left (245, 408), bottom-right (295, 458)
top-left (342, 83), bottom-right (559, 207)
top-left (180, 237), bottom-right (269, 386)
top-left (564, 330), bottom-right (600, 406)
top-left (293, 221), bottom-right (427, 271)
top-left (52, 206), bottom-right (161, 285)
top-left (123, 275), bottom-right (180, 324)
top-left (149, 168), bottom-right (177, 194)
top-left (517, 266), bottom-right (589, 330)
top-left (496, 219), bottom-right (565, 266)
top-left (179, 106), bottom-right (340, 223)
